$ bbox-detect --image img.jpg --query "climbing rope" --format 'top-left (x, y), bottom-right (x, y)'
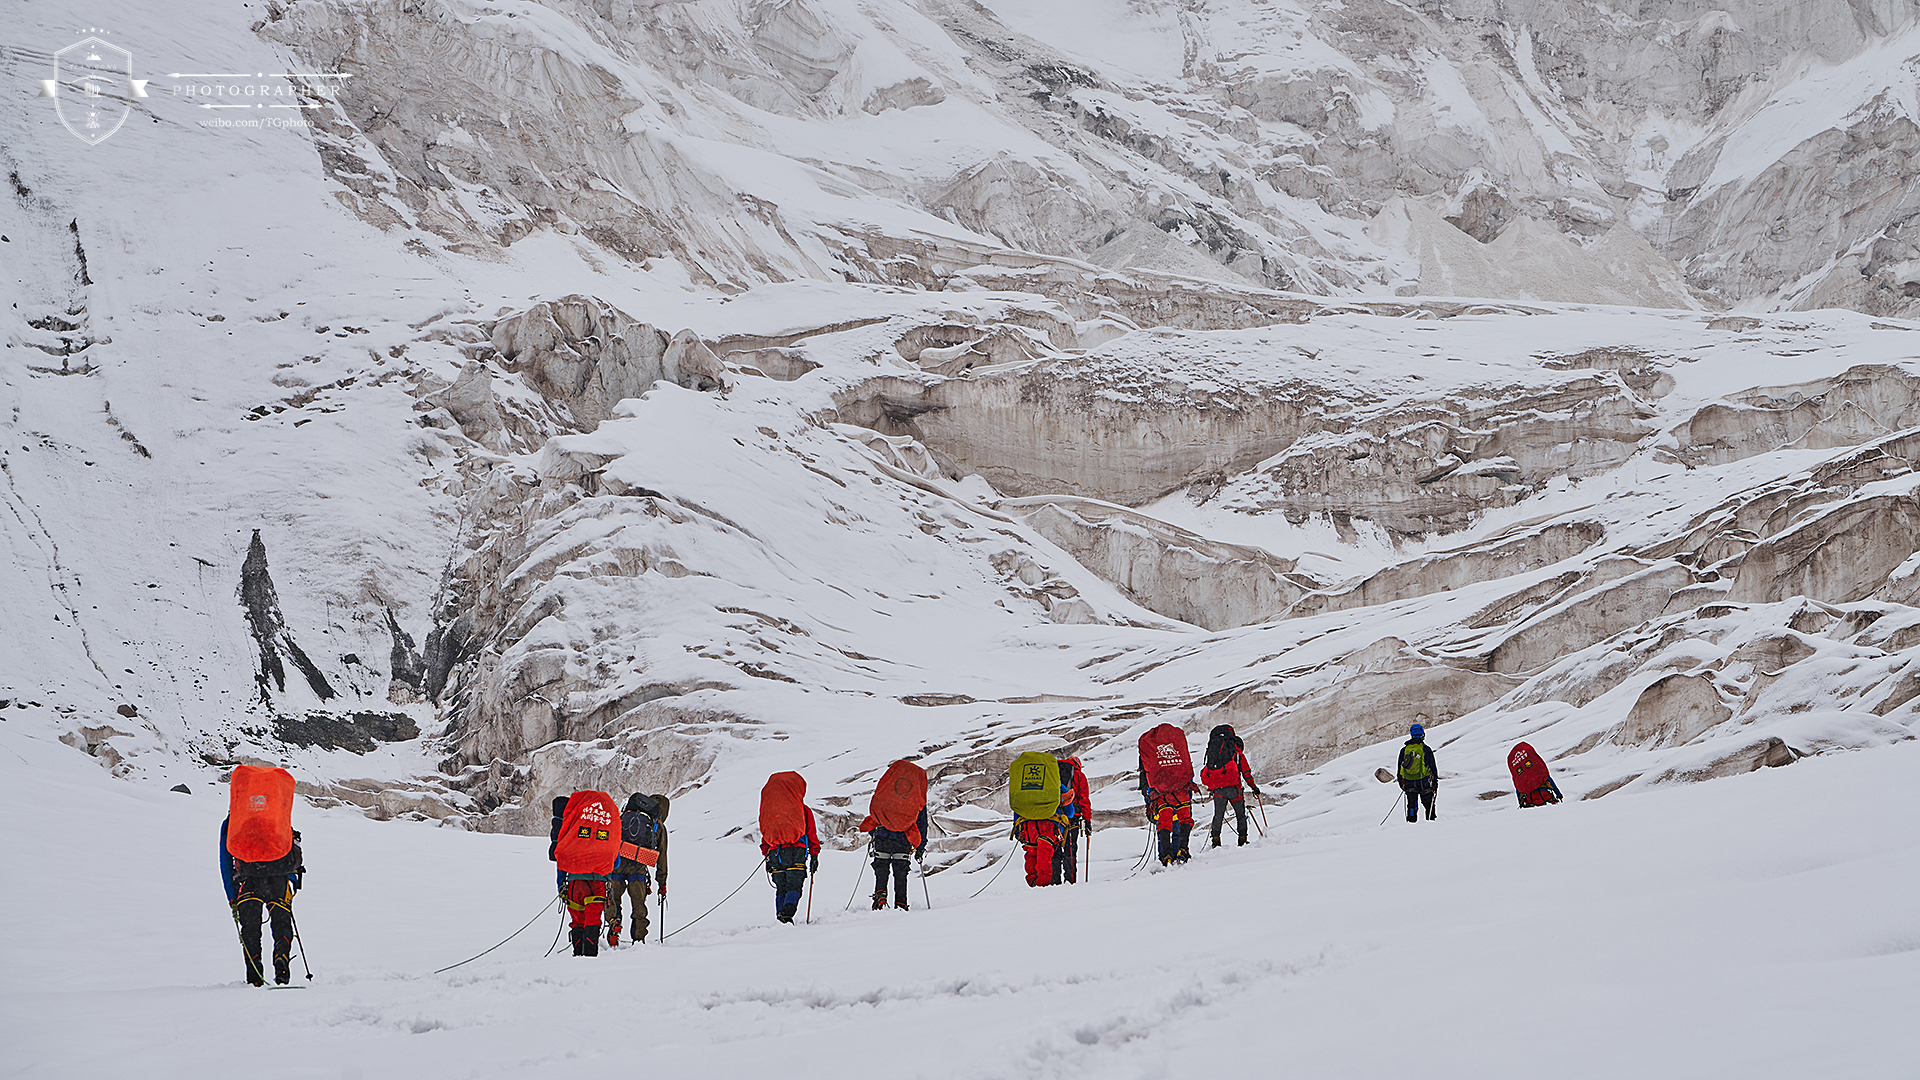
top-left (966, 848), bottom-right (1015, 899)
top-left (659, 860), bottom-right (763, 942)
top-left (435, 895), bottom-right (561, 974)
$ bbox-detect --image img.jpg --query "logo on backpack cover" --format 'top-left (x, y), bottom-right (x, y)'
top-left (1020, 763), bottom-right (1046, 790)
top-left (1155, 744), bottom-right (1181, 766)
top-left (250, 795), bottom-right (266, 808)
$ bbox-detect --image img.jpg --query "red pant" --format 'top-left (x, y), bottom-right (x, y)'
top-left (1149, 791), bottom-right (1193, 830)
top-left (565, 878), bottom-right (607, 928)
top-left (1016, 819), bottom-right (1060, 887)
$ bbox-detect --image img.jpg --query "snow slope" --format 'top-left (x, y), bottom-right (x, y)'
top-left (4, 708), bottom-right (1915, 1078)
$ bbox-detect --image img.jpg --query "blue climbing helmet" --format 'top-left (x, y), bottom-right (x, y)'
top-left (1409, 723), bottom-right (1425, 739)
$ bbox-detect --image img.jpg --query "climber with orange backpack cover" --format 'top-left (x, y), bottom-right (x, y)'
top-left (860, 760), bottom-right (929, 910)
top-left (549, 790), bottom-right (622, 955)
top-left (760, 772), bottom-right (820, 923)
top-left (222, 764), bottom-right (304, 986)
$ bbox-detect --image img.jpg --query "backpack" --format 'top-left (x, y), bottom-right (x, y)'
top-left (1203, 725), bottom-right (1241, 771)
top-left (619, 803), bottom-right (661, 867)
top-left (1398, 742), bottom-right (1431, 783)
top-left (553, 791), bottom-right (622, 875)
top-left (1009, 751), bottom-right (1061, 821)
top-left (1138, 723), bottom-right (1193, 793)
top-left (861, 759), bottom-right (928, 844)
top-left (1057, 758), bottom-right (1078, 820)
top-left (226, 764), bottom-right (295, 864)
top-left (760, 771), bottom-right (811, 848)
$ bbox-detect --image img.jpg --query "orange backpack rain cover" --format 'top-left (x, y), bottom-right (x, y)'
top-left (226, 764), bottom-right (296, 863)
top-left (553, 791), bottom-right (621, 875)
top-left (860, 760), bottom-right (928, 844)
top-left (760, 771), bottom-right (810, 848)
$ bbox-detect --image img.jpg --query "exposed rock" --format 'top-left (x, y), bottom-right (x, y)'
top-left (272, 711), bottom-right (421, 754)
top-left (1489, 563), bottom-right (1699, 674)
top-left (1729, 493), bottom-right (1920, 604)
top-left (1611, 673), bottom-right (1734, 748)
top-left (1302, 521), bottom-right (1606, 616)
top-left (1670, 365), bottom-right (1920, 468)
top-left (1009, 496), bottom-right (1319, 629)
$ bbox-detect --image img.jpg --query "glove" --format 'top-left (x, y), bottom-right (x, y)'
top-left (658, 884), bottom-right (667, 900)
top-left (808, 853), bottom-right (818, 874)
top-left (913, 845), bottom-right (925, 860)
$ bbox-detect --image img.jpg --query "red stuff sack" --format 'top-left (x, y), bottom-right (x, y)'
top-left (227, 765), bottom-right (296, 863)
top-left (553, 791), bottom-right (622, 875)
top-left (1139, 723), bottom-right (1193, 794)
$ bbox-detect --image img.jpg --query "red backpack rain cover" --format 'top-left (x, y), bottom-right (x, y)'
top-left (553, 791), bottom-right (621, 875)
top-left (760, 771), bottom-right (810, 848)
top-left (1507, 742), bottom-right (1554, 804)
top-left (227, 764), bottom-right (296, 863)
top-left (861, 759), bottom-right (927, 846)
top-left (1139, 723), bottom-right (1193, 793)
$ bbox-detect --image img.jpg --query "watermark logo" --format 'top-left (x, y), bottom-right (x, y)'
top-left (38, 33), bottom-right (148, 145)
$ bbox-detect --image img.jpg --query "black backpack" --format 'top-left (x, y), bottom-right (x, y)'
top-left (1204, 725), bottom-right (1241, 771)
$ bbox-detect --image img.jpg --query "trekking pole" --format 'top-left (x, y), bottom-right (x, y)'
top-left (1254, 794), bottom-right (1272, 838)
top-left (288, 908), bottom-right (315, 981)
top-left (1084, 824), bottom-right (1091, 883)
top-left (805, 867), bottom-right (815, 924)
top-left (657, 891), bottom-right (667, 945)
top-left (919, 856), bottom-right (932, 910)
top-left (1379, 790), bottom-right (1403, 826)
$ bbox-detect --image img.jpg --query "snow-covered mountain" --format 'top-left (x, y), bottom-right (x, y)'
top-left (6, 0), bottom-right (1920, 833)
top-left (8, 0), bottom-right (1920, 1072)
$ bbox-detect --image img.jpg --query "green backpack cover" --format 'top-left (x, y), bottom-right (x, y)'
top-left (1398, 742), bottom-right (1431, 782)
top-left (1010, 751), bottom-right (1062, 821)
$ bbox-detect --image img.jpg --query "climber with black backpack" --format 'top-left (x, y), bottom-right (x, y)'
top-left (1200, 725), bottom-right (1260, 847)
top-left (1397, 723), bottom-right (1439, 822)
top-left (607, 792), bottom-right (669, 946)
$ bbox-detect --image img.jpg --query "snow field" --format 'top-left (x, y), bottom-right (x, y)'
top-left (4, 727), bottom-right (1915, 1079)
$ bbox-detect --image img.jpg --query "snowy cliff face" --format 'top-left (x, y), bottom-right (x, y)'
top-left (257, 0), bottom-right (1920, 311)
top-left (4, 0), bottom-right (1920, 842)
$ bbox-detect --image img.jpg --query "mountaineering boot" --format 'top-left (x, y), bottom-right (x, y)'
top-left (273, 953), bottom-right (291, 985)
top-left (608, 925), bottom-right (620, 948)
top-left (1237, 832), bottom-right (1248, 846)
top-left (245, 953), bottom-right (265, 987)
top-left (583, 927), bottom-right (600, 956)
top-left (570, 927), bottom-right (586, 956)
top-left (1210, 834), bottom-right (1221, 849)
top-left (873, 892), bottom-right (888, 911)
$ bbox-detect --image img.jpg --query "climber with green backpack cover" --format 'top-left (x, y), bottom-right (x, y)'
top-left (1009, 750), bottom-right (1064, 887)
top-left (1397, 723), bottom-right (1439, 822)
